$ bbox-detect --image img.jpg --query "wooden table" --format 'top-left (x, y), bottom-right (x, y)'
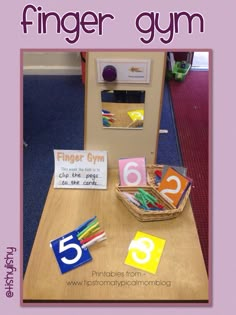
top-left (23, 169), bottom-right (208, 303)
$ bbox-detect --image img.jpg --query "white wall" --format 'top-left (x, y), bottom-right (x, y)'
top-left (23, 52), bottom-right (82, 75)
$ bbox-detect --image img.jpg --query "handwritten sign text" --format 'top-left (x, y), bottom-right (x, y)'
top-left (54, 150), bottom-right (107, 189)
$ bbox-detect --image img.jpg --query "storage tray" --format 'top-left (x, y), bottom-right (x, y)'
top-left (116, 184), bottom-right (191, 222)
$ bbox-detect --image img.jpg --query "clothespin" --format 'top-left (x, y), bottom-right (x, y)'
top-left (138, 188), bottom-right (157, 204)
top-left (154, 169), bottom-right (162, 185)
top-left (102, 110), bottom-right (114, 117)
top-left (75, 216), bottom-right (97, 235)
top-left (102, 117), bottom-right (111, 127)
top-left (134, 188), bottom-right (165, 211)
top-left (147, 202), bottom-right (164, 210)
top-left (77, 219), bottom-right (100, 240)
top-left (134, 189), bottom-right (156, 209)
top-left (102, 109), bottom-right (111, 114)
top-left (81, 232), bottom-right (107, 249)
top-left (122, 192), bottom-right (141, 207)
top-left (77, 216), bottom-right (106, 249)
top-left (155, 170), bottom-right (162, 178)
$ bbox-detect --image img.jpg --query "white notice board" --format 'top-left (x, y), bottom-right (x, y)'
top-left (54, 150), bottom-right (107, 189)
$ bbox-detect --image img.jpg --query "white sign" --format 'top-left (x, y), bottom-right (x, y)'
top-left (96, 59), bottom-right (151, 83)
top-left (54, 150), bottom-right (107, 189)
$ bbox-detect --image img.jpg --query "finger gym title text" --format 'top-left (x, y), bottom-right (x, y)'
top-left (20, 4), bottom-right (205, 45)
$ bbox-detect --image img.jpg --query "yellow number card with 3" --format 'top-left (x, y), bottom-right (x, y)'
top-left (125, 231), bottom-right (166, 274)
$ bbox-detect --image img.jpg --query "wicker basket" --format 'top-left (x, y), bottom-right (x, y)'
top-left (116, 184), bottom-right (191, 222)
top-left (116, 164), bottom-right (191, 221)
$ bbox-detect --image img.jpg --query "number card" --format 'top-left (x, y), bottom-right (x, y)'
top-left (118, 157), bottom-right (147, 186)
top-left (157, 167), bottom-right (191, 207)
top-left (125, 231), bottom-right (166, 274)
top-left (50, 229), bottom-right (92, 274)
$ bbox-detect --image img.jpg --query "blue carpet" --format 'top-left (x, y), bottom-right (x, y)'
top-left (157, 83), bottom-right (183, 166)
top-left (23, 75), bottom-right (85, 275)
top-left (23, 76), bottom-right (181, 275)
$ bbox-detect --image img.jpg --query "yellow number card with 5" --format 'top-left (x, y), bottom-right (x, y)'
top-left (125, 231), bottom-right (166, 274)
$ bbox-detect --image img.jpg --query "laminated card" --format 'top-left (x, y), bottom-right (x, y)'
top-left (54, 150), bottom-right (107, 189)
top-left (157, 167), bottom-right (192, 207)
top-left (125, 231), bottom-right (166, 274)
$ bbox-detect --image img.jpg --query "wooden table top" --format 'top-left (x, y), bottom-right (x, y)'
top-left (23, 169), bottom-right (208, 303)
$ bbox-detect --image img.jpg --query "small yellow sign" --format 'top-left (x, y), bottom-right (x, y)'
top-left (125, 231), bottom-right (166, 274)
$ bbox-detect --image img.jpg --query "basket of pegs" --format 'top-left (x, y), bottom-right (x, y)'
top-left (116, 164), bottom-right (191, 222)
